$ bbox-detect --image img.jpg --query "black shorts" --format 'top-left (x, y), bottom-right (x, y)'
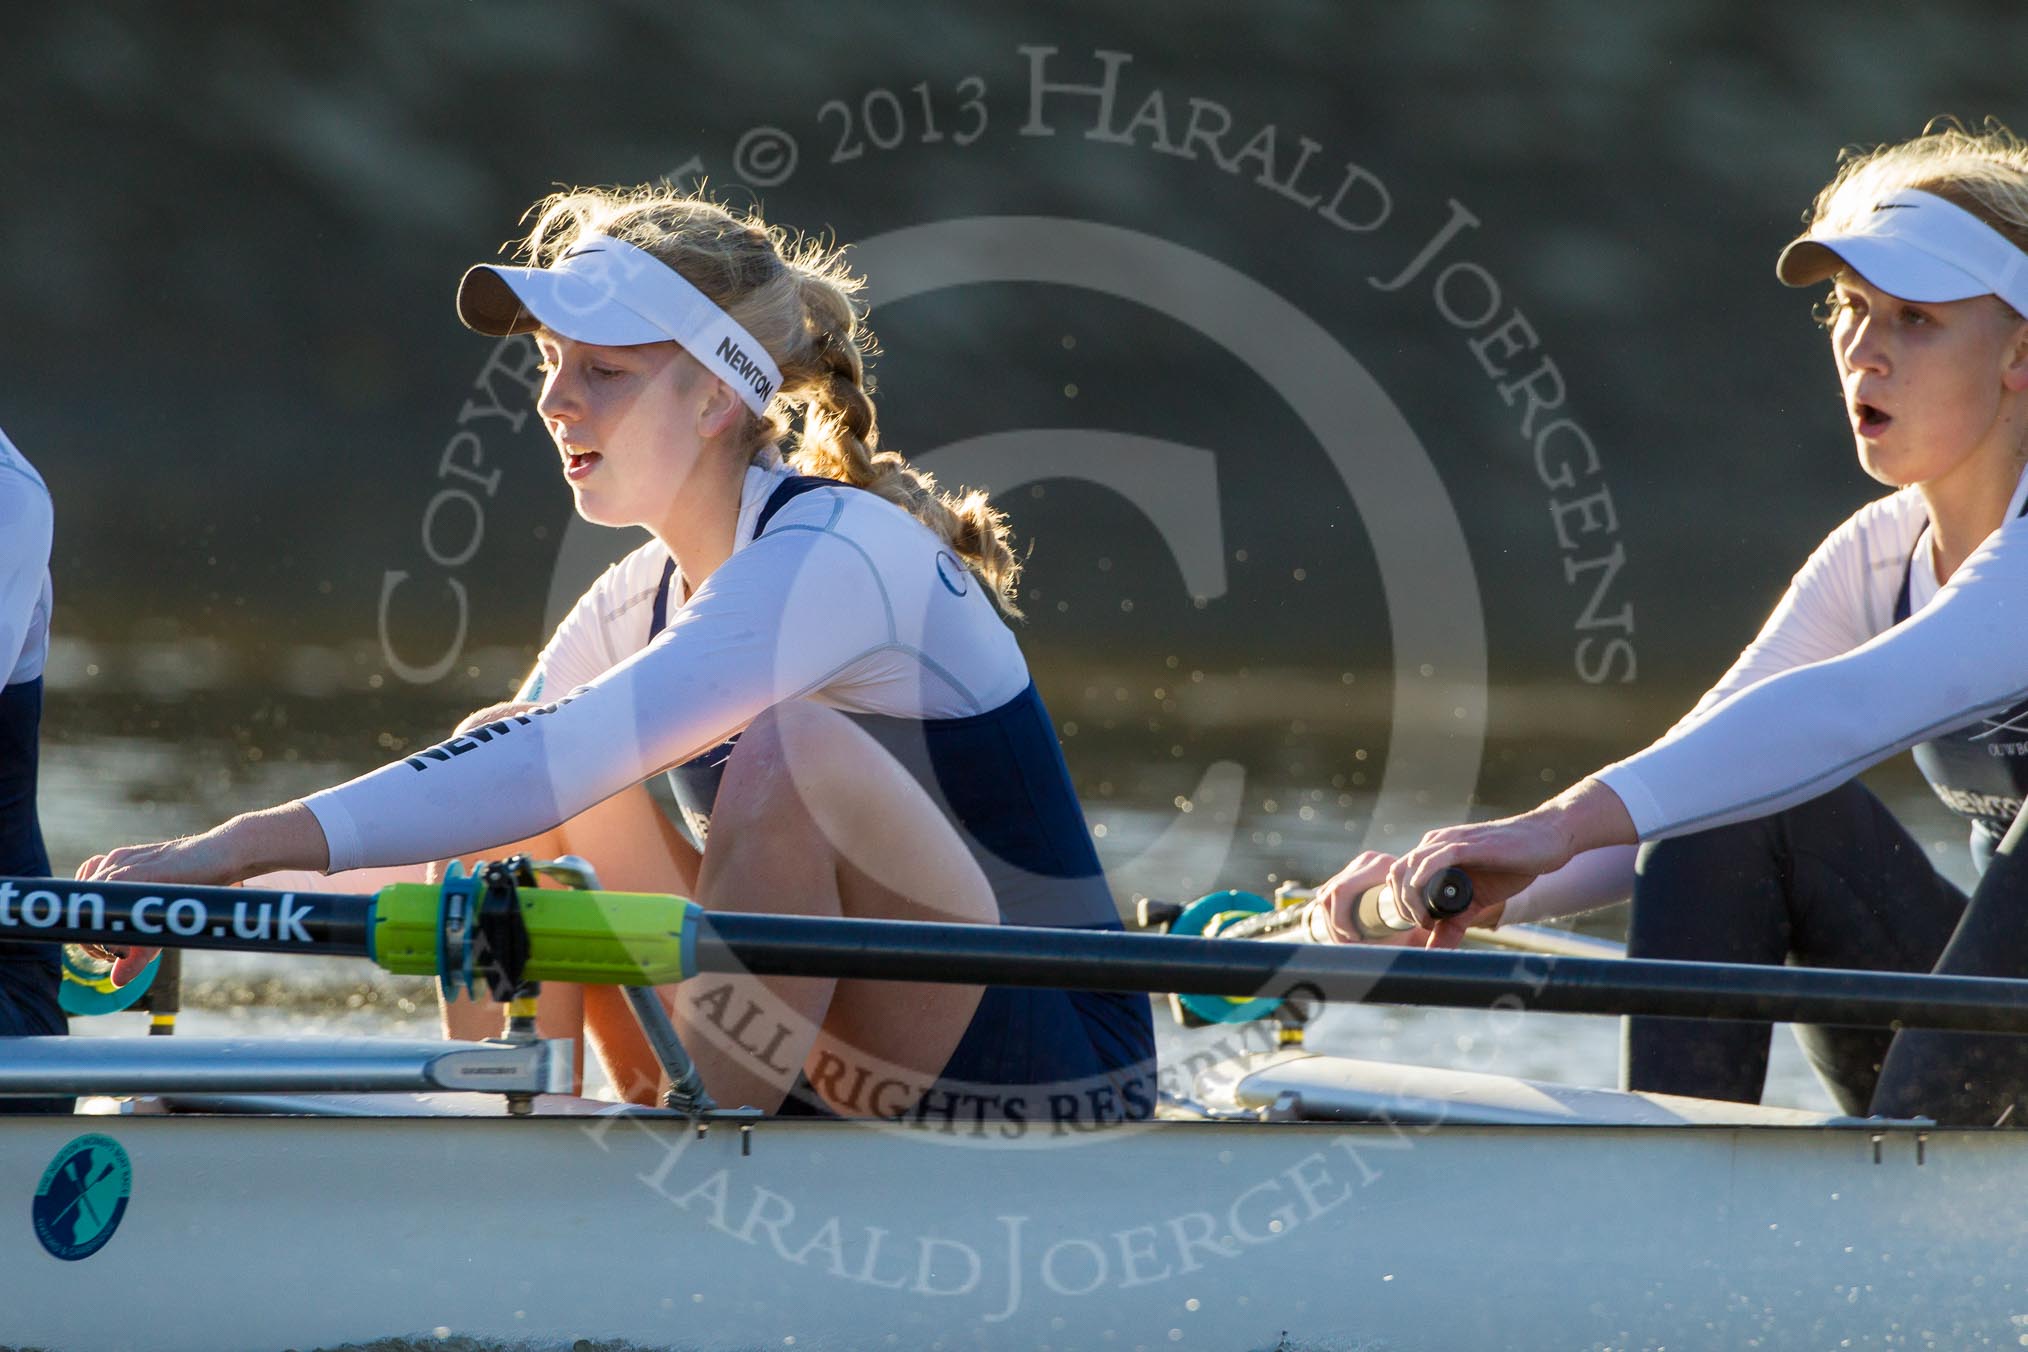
top-left (1624, 778), bottom-right (2028, 1124)
top-left (0, 954), bottom-right (70, 1116)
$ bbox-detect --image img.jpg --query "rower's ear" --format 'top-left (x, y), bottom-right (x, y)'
top-left (695, 375), bottom-right (746, 441)
top-left (2002, 311), bottom-right (2028, 393)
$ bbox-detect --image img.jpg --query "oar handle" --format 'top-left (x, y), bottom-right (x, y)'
top-left (1354, 867), bottom-right (1474, 937)
top-left (1215, 868), bottom-right (1474, 942)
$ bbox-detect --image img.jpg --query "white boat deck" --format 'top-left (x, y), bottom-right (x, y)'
top-left (6, 1039), bottom-right (2007, 1350)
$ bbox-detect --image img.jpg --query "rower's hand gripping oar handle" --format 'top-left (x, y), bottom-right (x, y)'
top-left (1354, 866), bottom-right (1474, 938)
top-left (1214, 867), bottom-right (1474, 942)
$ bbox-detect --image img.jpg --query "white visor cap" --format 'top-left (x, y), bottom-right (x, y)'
top-left (457, 234), bottom-right (783, 415)
top-left (1776, 188), bottom-right (2028, 316)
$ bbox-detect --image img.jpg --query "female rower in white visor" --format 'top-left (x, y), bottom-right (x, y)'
top-left (1313, 120), bottom-right (2028, 1126)
top-left (80, 185), bottom-right (1156, 1122)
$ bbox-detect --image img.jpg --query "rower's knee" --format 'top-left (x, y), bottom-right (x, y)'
top-left (710, 702), bottom-right (975, 906)
top-left (713, 702), bottom-right (866, 838)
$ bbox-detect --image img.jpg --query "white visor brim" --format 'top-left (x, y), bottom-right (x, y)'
top-left (458, 265), bottom-right (671, 345)
top-left (1775, 188), bottom-right (2028, 316)
top-left (1775, 235), bottom-right (1992, 302)
top-left (456, 234), bottom-right (783, 414)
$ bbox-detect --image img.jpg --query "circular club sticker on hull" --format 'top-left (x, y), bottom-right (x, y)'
top-left (32, 1133), bottom-right (132, 1261)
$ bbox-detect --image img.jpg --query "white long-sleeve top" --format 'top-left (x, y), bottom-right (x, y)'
top-left (0, 429), bottom-right (52, 688)
top-left (304, 461), bottom-right (1031, 872)
top-left (1506, 465), bottom-right (2028, 925)
top-left (1598, 465), bottom-right (2028, 843)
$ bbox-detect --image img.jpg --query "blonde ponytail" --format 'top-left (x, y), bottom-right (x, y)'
top-left (786, 270), bottom-right (1023, 616)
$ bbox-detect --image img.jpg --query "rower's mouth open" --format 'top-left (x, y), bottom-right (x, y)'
top-left (1855, 402), bottom-right (1893, 436)
top-left (564, 450), bottom-right (602, 480)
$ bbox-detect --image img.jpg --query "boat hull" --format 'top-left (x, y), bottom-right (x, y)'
top-left (2, 1107), bottom-right (2021, 1351)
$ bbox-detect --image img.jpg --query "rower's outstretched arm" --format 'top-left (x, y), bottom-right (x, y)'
top-left (1382, 777), bottom-right (1640, 947)
top-left (80, 801), bottom-right (331, 885)
top-left (300, 521), bottom-right (889, 873)
top-left (1594, 483), bottom-right (2028, 841)
top-left (1496, 843), bottom-right (1640, 927)
top-left (1388, 481), bottom-right (2027, 922)
top-left (75, 802), bottom-right (333, 983)
top-left (76, 517), bottom-right (885, 892)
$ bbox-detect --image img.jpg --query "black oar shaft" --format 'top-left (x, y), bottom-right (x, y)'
top-left (14, 875), bottom-right (2028, 1037)
top-left (0, 878), bottom-right (376, 958)
top-left (695, 913), bottom-right (2028, 1035)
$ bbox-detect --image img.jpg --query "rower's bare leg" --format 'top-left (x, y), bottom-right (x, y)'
top-left (431, 788), bottom-right (701, 1103)
top-left (434, 887), bottom-right (589, 1094)
top-left (432, 703), bottom-right (702, 1104)
top-left (554, 785), bottom-right (704, 1104)
top-left (685, 702), bottom-right (995, 1116)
